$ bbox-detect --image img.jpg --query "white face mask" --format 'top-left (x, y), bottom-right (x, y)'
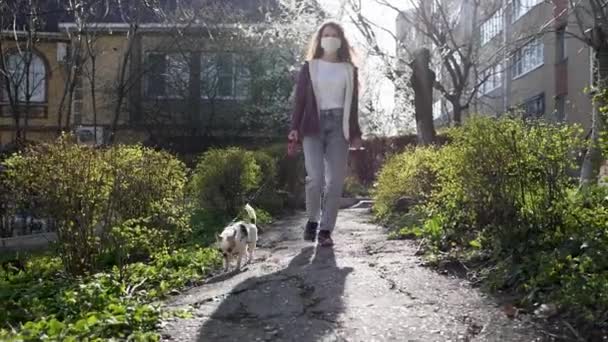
top-left (321, 37), bottom-right (342, 54)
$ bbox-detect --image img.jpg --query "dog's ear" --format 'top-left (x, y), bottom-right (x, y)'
top-left (232, 229), bottom-right (238, 238)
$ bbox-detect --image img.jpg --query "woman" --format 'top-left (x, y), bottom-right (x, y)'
top-left (288, 21), bottom-right (363, 247)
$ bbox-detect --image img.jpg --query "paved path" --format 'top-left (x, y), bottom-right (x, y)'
top-left (161, 208), bottom-right (545, 342)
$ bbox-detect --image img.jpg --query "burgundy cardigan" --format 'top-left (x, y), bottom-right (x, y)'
top-left (290, 61), bottom-right (362, 142)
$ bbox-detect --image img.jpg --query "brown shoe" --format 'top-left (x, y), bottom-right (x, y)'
top-left (317, 230), bottom-right (334, 247)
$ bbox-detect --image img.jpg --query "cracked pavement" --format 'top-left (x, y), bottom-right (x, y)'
top-left (160, 208), bottom-right (546, 342)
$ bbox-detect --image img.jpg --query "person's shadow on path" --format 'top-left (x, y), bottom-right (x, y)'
top-left (197, 245), bottom-right (353, 341)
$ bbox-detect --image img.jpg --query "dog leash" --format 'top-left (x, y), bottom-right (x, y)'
top-left (225, 139), bottom-right (364, 225)
top-left (226, 167), bottom-right (279, 225)
top-left (227, 144), bottom-right (297, 225)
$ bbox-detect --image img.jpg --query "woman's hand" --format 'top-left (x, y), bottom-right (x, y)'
top-left (350, 136), bottom-right (363, 150)
top-left (287, 130), bottom-right (300, 157)
top-left (288, 130), bottom-right (299, 142)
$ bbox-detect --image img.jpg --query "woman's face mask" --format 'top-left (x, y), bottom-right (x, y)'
top-left (321, 37), bottom-right (342, 54)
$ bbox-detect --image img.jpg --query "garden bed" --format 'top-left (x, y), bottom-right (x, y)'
top-left (372, 117), bottom-right (608, 340)
top-left (0, 137), bottom-right (302, 340)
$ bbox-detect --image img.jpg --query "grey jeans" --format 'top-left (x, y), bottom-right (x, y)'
top-left (302, 108), bottom-right (349, 232)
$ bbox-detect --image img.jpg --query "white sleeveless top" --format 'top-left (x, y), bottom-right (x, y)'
top-left (316, 59), bottom-right (347, 110)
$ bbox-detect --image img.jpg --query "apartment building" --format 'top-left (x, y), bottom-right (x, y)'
top-left (397, 0), bottom-right (594, 131)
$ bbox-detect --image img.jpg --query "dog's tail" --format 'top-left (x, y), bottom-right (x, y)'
top-left (244, 203), bottom-right (257, 225)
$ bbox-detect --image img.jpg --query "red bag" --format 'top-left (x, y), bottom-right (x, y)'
top-left (287, 138), bottom-right (300, 157)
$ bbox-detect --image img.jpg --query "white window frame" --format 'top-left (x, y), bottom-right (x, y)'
top-left (512, 38), bottom-right (544, 79)
top-left (200, 52), bottom-right (251, 101)
top-left (144, 52), bottom-right (190, 99)
top-left (511, 0), bottom-right (542, 23)
top-left (480, 8), bottom-right (504, 46)
top-left (1, 52), bottom-right (47, 103)
top-left (479, 64), bottom-right (503, 95)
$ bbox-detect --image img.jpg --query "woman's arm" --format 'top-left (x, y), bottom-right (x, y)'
top-left (349, 67), bottom-right (363, 140)
top-left (290, 63), bottom-right (309, 135)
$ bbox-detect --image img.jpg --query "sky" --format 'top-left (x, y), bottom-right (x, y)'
top-left (318, 0), bottom-right (408, 115)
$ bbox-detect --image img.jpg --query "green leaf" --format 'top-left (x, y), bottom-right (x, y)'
top-left (469, 239), bottom-right (482, 249)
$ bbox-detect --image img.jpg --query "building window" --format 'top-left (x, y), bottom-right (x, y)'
top-left (556, 26), bottom-right (567, 62)
top-left (201, 53), bottom-right (251, 100)
top-left (522, 93), bottom-right (545, 118)
top-left (479, 64), bottom-right (503, 95)
top-left (481, 9), bottom-right (504, 45)
top-left (1, 51), bottom-right (47, 103)
top-left (145, 52), bottom-right (190, 98)
top-left (512, 38), bottom-right (544, 78)
top-left (512, 0), bottom-right (542, 22)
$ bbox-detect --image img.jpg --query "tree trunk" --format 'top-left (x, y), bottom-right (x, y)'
top-left (579, 97), bottom-right (603, 186)
top-left (410, 48), bottom-right (437, 145)
top-left (580, 39), bottom-right (608, 186)
top-left (109, 26), bottom-right (138, 145)
top-left (90, 56), bottom-right (98, 145)
top-left (13, 112), bottom-right (22, 144)
top-left (452, 104), bottom-right (462, 126)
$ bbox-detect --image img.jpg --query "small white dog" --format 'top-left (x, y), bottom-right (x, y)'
top-left (217, 204), bottom-right (258, 272)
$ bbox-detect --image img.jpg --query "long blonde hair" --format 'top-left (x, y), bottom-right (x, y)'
top-left (306, 21), bottom-right (356, 65)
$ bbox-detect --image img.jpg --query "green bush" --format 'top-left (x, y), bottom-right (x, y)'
top-left (2, 136), bottom-right (189, 274)
top-left (251, 150), bottom-right (285, 215)
top-left (189, 146), bottom-right (285, 213)
top-left (189, 147), bottom-right (261, 219)
top-left (104, 145), bottom-right (190, 263)
top-left (188, 147), bottom-right (281, 245)
top-left (521, 186), bottom-right (608, 325)
top-left (104, 145), bottom-right (188, 225)
top-left (0, 167), bottom-right (14, 238)
top-left (3, 135), bottom-right (112, 274)
top-left (343, 176), bottom-right (368, 198)
top-left (372, 146), bottom-right (439, 220)
top-left (426, 117), bottom-right (583, 252)
top-left (258, 143), bottom-right (306, 208)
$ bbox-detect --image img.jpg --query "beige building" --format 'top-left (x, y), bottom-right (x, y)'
top-left (0, 32), bottom-right (70, 146)
top-left (0, 0), bottom-right (283, 151)
top-left (397, 0), bottom-right (594, 131)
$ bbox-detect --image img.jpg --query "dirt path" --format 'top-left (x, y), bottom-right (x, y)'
top-left (161, 208), bottom-right (545, 342)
